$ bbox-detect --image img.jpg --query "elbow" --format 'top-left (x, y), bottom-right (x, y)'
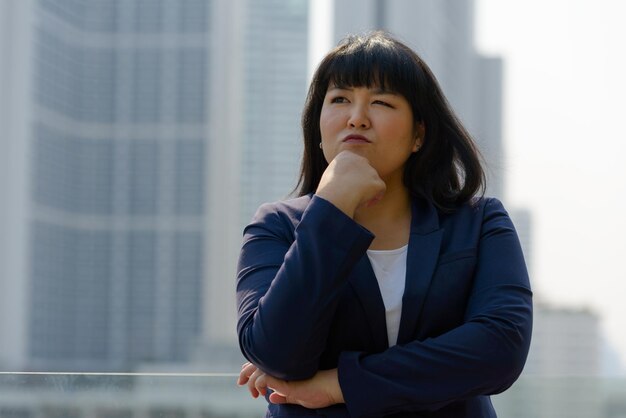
top-left (465, 334), bottom-right (530, 397)
top-left (485, 310), bottom-right (533, 394)
top-left (505, 328), bottom-right (532, 391)
top-left (489, 342), bottom-right (530, 394)
top-left (238, 323), bottom-right (319, 380)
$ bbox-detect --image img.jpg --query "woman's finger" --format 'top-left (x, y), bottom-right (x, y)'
top-left (265, 375), bottom-right (291, 404)
top-left (237, 362), bottom-right (257, 386)
top-left (254, 372), bottom-right (269, 397)
top-left (246, 368), bottom-right (263, 398)
top-left (268, 392), bottom-right (288, 404)
top-left (265, 374), bottom-right (288, 396)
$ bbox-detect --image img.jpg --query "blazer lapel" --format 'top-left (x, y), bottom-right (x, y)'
top-left (396, 197), bottom-right (442, 344)
top-left (348, 256), bottom-right (389, 352)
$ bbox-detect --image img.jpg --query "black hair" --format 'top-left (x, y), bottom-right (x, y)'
top-left (296, 31), bottom-right (485, 211)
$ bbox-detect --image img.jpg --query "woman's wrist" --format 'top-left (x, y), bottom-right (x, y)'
top-left (315, 189), bottom-right (359, 219)
top-left (324, 368), bottom-right (345, 404)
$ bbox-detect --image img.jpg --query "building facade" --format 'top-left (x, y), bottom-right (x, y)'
top-left (1, 0), bottom-right (213, 371)
top-left (238, 0), bottom-right (309, 226)
top-left (0, 0), bottom-right (312, 372)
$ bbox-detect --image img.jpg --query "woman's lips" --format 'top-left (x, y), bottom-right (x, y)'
top-left (342, 134), bottom-right (371, 143)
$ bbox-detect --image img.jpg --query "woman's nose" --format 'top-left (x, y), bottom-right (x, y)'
top-left (347, 106), bottom-right (370, 129)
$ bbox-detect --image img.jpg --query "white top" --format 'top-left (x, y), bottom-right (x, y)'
top-left (366, 244), bottom-right (408, 347)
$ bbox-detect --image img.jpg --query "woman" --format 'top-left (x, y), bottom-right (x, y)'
top-left (236, 31), bottom-right (532, 417)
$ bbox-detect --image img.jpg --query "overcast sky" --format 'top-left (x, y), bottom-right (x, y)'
top-left (476, 0), bottom-right (626, 373)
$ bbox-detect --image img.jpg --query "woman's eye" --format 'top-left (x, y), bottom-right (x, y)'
top-left (330, 96), bottom-right (348, 104)
top-left (373, 100), bottom-right (392, 107)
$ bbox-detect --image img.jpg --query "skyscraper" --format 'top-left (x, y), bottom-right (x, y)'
top-left (1, 0), bottom-right (212, 371)
top-left (1, 0), bottom-right (313, 372)
top-left (527, 305), bottom-right (601, 377)
top-left (238, 0), bottom-right (309, 226)
top-left (0, 0), bottom-right (34, 372)
top-left (198, 0), bottom-right (311, 365)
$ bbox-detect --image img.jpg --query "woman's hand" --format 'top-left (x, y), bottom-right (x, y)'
top-left (264, 368), bottom-right (344, 409)
top-left (238, 362), bottom-right (268, 398)
top-left (315, 150), bottom-right (386, 218)
top-left (238, 362), bottom-right (344, 409)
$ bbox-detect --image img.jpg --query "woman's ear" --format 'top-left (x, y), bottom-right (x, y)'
top-left (412, 122), bottom-right (426, 152)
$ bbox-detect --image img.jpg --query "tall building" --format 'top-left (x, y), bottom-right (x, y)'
top-left (0, 0), bottom-right (311, 372)
top-left (196, 0), bottom-right (311, 368)
top-left (0, 0), bottom-right (214, 371)
top-left (0, 0), bottom-right (34, 371)
top-left (525, 305), bottom-right (601, 377)
top-left (333, 0), bottom-right (504, 198)
top-left (238, 0), bottom-right (309, 226)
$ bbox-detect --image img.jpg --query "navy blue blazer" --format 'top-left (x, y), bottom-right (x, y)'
top-left (237, 194), bottom-right (532, 417)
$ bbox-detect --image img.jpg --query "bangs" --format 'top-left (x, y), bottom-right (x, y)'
top-left (323, 38), bottom-right (417, 97)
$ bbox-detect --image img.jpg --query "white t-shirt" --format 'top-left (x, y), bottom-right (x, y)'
top-left (366, 244), bottom-right (408, 347)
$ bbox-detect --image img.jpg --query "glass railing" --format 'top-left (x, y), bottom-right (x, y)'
top-left (492, 376), bottom-right (626, 418)
top-left (1, 373), bottom-right (625, 417)
top-left (0, 372), bottom-right (266, 417)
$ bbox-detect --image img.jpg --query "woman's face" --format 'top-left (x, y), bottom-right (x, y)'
top-left (319, 83), bottom-right (423, 184)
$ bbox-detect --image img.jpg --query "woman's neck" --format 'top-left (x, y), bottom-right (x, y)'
top-left (354, 180), bottom-right (413, 250)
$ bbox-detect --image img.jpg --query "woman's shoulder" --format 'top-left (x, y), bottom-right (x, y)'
top-left (436, 195), bottom-right (511, 231)
top-left (448, 196), bottom-right (508, 217)
top-left (469, 196), bottom-right (511, 221)
top-left (431, 196), bottom-right (516, 252)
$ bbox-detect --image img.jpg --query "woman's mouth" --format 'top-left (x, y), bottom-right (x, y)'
top-left (342, 134), bottom-right (371, 143)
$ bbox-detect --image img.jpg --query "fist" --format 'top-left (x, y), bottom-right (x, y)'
top-left (316, 151), bottom-right (386, 218)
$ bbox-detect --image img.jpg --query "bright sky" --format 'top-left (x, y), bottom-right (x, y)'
top-left (476, 0), bottom-right (626, 373)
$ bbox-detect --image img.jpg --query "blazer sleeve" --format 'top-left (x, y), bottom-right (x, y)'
top-left (338, 198), bottom-right (533, 417)
top-left (236, 195), bottom-right (374, 380)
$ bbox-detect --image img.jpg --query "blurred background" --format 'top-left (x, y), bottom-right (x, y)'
top-left (1, 0), bottom-right (625, 416)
